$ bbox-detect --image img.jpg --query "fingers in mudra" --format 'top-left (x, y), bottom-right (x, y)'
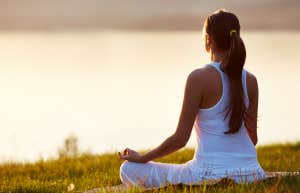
top-left (118, 148), bottom-right (130, 159)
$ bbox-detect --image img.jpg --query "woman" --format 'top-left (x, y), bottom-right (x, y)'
top-left (118, 9), bottom-right (266, 189)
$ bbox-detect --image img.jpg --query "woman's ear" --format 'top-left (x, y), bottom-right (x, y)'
top-left (204, 33), bottom-right (211, 53)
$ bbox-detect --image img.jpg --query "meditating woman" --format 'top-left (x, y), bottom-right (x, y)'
top-left (118, 9), bottom-right (266, 189)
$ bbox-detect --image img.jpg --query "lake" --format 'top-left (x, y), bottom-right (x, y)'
top-left (0, 30), bottom-right (299, 162)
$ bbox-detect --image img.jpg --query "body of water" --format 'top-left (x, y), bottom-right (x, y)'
top-left (0, 30), bottom-right (299, 162)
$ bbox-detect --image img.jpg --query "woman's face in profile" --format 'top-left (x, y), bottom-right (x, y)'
top-left (202, 24), bottom-right (216, 54)
top-left (202, 24), bottom-right (212, 53)
top-left (202, 32), bottom-right (211, 53)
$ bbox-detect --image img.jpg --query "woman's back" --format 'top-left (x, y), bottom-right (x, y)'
top-left (192, 61), bottom-right (261, 171)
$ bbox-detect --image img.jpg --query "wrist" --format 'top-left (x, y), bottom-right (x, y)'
top-left (139, 154), bottom-right (150, 163)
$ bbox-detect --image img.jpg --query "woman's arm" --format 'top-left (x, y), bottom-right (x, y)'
top-left (245, 72), bottom-right (258, 146)
top-left (119, 70), bottom-right (203, 163)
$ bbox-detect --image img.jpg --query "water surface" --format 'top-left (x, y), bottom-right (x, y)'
top-left (0, 30), bottom-right (299, 162)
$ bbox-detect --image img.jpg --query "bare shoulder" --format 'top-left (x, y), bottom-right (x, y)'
top-left (187, 65), bottom-right (215, 83)
top-left (186, 65), bottom-right (219, 94)
top-left (245, 70), bottom-right (258, 100)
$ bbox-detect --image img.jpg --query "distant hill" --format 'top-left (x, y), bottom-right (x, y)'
top-left (0, 0), bottom-right (299, 30)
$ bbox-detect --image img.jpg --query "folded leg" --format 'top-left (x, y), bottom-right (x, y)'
top-left (119, 160), bottom-right (193, 189)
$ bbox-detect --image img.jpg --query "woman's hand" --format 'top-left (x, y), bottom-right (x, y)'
top-left (118, 148), bottom-right (147, 163)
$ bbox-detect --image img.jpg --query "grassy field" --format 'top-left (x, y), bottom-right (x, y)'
top-left (0, 142), bottom-right (300, 193)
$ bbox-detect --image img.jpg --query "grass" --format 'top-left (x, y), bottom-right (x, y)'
top-left (0, 142), bottom-right (300, 193)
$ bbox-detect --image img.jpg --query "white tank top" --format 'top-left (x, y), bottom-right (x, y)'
top-left (192, 61), bottom-right (259, 169)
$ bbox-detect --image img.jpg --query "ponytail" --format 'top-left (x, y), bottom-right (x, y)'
top-left (223, 30), bottom-right (246, 134)
top-left (205, 10), bottom-right (247, 134)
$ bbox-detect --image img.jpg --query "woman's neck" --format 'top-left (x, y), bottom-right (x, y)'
top-left (210, 51), bottom-right (227, 63)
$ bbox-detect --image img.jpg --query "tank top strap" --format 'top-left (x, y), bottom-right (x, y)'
top-left (207, 61), bottom-right (249, 108)
top-left (207, 61), bottom-right (226, 80)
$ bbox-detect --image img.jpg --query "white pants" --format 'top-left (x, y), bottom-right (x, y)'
top-left (119, 160), bottom-right (222, 189)
top-left (120, 161), bottom-right (182, 188)
top-left (119, 160), bottom-right (268, 189)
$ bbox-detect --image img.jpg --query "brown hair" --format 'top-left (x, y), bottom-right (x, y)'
top-left (205, 9), bottom-right (246, 134)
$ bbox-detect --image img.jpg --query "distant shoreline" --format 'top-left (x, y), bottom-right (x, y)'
top-left (0, 0), bottom-right (299, 31)
top-left (0, 28), bottom-right (299, 33)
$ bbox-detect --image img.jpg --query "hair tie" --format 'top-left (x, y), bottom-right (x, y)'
top-left (230, 29), bottom-right (237, 37)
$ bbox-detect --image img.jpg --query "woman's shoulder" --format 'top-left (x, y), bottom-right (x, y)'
top-left (245, 70), bottom-right (258, 87)
top-left (188, 64), bottom-right (216, 77)
top-left (187, 64), bottom-right (220, 83)
top-left (245, 70), bottom-right (257, 83)
top-left (245, 70), bottom-right (258, 101)
top-left (184, 65), bottom-right (219, 95)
